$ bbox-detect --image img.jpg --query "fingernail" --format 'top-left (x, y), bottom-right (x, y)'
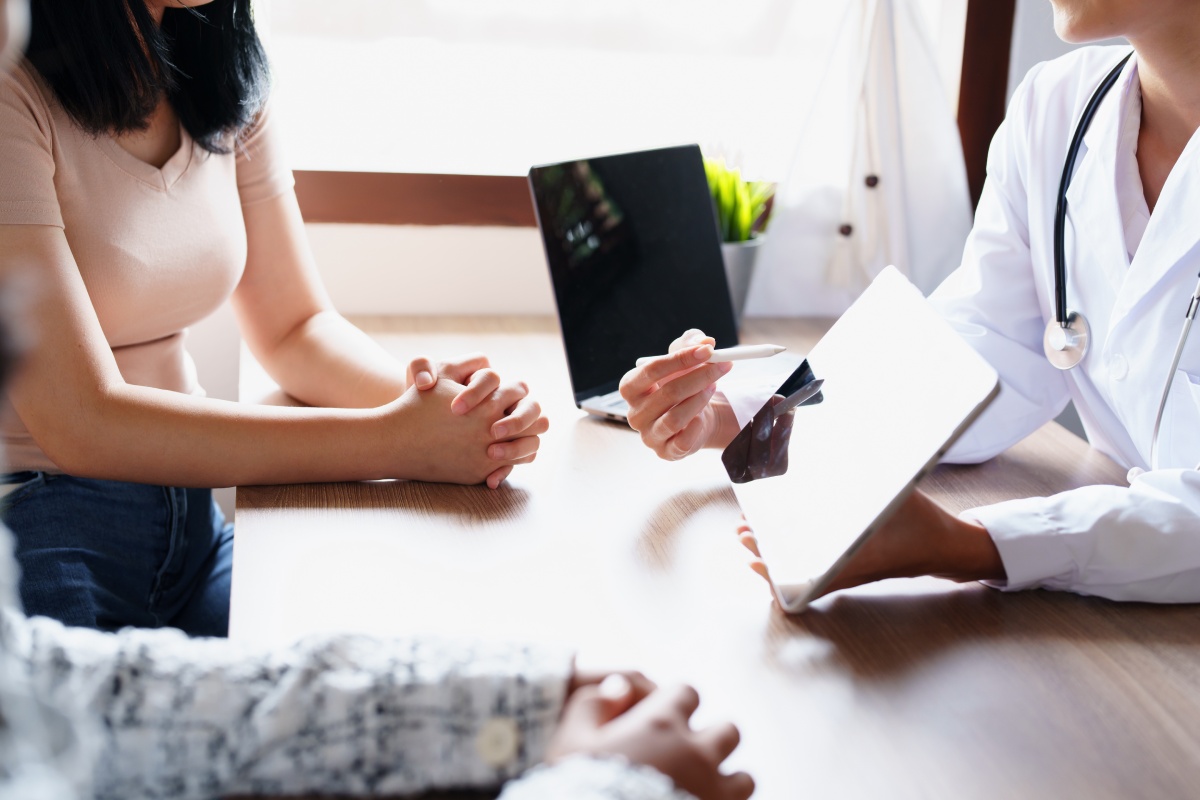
top-left (717, 361), bottom-right (734, 373)
top-left (416, 370), bottom-right (433, 388)
top-left (597, 674), bottom-right (632, 701)
top-left (451, 400), bottom-right (466, 415)
top-left (490, 445), bottom-right (506, 460)
top-left (695, 345), bottom-right (713, 362)
top-left (493, 424), bottom-right (507, 438)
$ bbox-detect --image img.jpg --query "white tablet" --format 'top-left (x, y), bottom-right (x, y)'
top-left (722, 266), bottom-right (999, 613)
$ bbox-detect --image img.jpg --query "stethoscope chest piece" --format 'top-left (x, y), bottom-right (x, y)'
top-left (1043, 311), bottom-right (1090, 370)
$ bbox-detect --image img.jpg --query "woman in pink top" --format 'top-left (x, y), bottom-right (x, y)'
top-left (0, 0), bottom-right (548, 635)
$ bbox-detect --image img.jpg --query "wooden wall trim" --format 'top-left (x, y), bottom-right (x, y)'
top-left (294, 170), bottom-right (537, 227)
top-left (957, 0), bottom-right (1017, 210)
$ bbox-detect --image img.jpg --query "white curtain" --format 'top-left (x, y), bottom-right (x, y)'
top-left (746, 0), bottom-right (974, 317)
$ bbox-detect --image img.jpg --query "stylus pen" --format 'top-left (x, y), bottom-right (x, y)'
top-left (635, 344), bottom-right (787, 368)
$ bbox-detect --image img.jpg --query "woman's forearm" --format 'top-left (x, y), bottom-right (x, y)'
top-left (43, 383), bottom-right (390, 487)
top-left (30, 377), bottom-right (512, 489)
top-left (257, 309), bottom-right (409, 409)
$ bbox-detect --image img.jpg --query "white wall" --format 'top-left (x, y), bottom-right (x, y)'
top-left (305, 225), bottom-right (555, 315)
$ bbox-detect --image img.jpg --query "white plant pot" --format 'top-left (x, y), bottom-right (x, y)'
top-left (721, 238), bottom-right (764, 326)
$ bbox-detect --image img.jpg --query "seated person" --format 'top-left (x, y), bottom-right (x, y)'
top-left (620, 0), bottom-right (1200, 604)
top-left (0, 10), bottom-right (751, 799)
top-left (0, 0), bottom-right (547, 636)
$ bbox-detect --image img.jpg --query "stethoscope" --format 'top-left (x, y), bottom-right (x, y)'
top-left (1044, 52), bottom-right (1200, 472)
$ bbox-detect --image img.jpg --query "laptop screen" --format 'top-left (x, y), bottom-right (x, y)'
top-left (529, 145), bottom-right (739, 402)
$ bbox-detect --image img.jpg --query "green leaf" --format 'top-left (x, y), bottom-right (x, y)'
top-left (702, 155), bottom-right (776, 243)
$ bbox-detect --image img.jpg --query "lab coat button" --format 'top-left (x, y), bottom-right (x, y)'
top-left (1109, 354), bottom-right (1128, 380)
top-left (1127, 466), bottom-right (1146, 484)
top-left (476, 716), bottom-right (521, 767)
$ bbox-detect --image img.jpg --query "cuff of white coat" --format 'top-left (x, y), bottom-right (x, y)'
top-left (498, 755), bottom-right (697, 800)
top-left (962, 500), bottom-right (1077, 591)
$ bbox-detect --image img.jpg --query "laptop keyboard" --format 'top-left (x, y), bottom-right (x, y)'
top-left (582, 390), bottom-right (630, 417)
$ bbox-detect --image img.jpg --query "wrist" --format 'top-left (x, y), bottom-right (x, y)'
top-left (930, 515), bottom-right (1006, 583)
top-left (704, 394), bottom-right (740, 449)
top-left (358, 400), bottom-right (410, 480)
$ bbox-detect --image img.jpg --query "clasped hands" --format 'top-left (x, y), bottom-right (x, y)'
top-left (402, 352), bottom-right (549, 489)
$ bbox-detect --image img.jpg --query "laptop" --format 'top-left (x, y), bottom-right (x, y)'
top-left (721, 267), bottom-right (999, 613)
top-left (528, 144), bottom-right (739, 421)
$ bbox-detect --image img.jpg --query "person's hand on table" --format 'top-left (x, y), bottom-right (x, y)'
top-left (736, 489), bottom-right (1007, 603)
top-left (551, 672), bottom-right (754, 800)
top-left (619, 329), bottom-right (740, 461)
top-left (405, 353), bottom-right (549, 489)
top-left (385, 376), bottom-right (545, 488)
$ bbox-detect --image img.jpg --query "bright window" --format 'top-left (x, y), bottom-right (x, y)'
top-left (263, 1), bottom-right (965, 181)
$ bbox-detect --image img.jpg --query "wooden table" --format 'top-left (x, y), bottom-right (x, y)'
top-left (233, 317), bottom-right (1200, 800)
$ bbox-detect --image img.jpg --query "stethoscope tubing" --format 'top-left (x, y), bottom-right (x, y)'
top-left (1151, 282), bottom-right (1200, 470)
top-left (1053, 53), bottom-right (1132, 328)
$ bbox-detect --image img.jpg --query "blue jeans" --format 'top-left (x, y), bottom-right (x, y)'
top-left (1, 472), bottom-right (234, 636)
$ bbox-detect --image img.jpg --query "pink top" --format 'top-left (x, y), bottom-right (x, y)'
top-left (0, 63), bottom-right (293, 471)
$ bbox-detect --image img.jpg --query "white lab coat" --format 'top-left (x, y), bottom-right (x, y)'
top-left (929, 46), bottom-right (1200, 602)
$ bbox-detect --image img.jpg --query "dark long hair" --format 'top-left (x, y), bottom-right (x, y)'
top-left (25, 0), bottom-right (269, 154)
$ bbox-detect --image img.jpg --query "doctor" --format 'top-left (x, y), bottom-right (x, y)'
top-left (620, 0), bottom-right (1200, 604)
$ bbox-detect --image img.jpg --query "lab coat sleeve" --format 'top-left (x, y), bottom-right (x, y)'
top-left (966, 469), bottom-right (1200, 602)
top-left (930, 64), bottom-right (1072, 464)
top-left (4, 609), bottom-right (576, 799)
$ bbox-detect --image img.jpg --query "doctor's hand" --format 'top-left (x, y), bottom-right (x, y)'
top-left (619, 329), bottom-right (740, 461)
top-left (737, 490), bottom-right (1006, 603)
top-left (406, 353), bottom-right (548, 488)
top-left (548, 682), bottom-right (754, 800)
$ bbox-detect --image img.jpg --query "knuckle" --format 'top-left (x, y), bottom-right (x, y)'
top-left (661, 404), bottom-right (692, 436)
top-left (649, 714), bottom-right (674, 733)
top-left (660, 379), bottom-right (689, 405)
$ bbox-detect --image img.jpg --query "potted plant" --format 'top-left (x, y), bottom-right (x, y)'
top-left (704, 156), bottom-right (775, 324)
